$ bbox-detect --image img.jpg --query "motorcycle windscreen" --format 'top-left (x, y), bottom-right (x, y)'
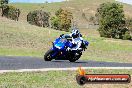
top-left (54, 38), bottom-right (67, 50)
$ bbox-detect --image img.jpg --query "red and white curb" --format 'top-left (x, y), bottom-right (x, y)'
top-left (0, 67), bottom-right (132, 73)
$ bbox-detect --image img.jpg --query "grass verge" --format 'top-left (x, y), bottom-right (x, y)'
top-left (0, 69), bottom-right (132, 88)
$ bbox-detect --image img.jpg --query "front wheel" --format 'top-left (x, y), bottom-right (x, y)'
top-left (44, 49), bottom-right (54, 61)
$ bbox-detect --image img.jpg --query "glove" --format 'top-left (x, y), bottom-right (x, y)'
top-left (60, 34), bottom-right (64, 38)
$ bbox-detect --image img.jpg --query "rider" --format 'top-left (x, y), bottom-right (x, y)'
top-left (62, 27), bottom-right (83, 51)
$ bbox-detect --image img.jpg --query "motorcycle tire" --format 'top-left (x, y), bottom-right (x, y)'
top-left (69, 53), bottom-right (82, 62)
top-left (44, 49), bottom-right (54, 61)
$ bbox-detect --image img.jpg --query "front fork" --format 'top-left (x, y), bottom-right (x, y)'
top-left (50, 47), bottom-right (64, 58)
top-left (50, 48), bottom-right (58, 58)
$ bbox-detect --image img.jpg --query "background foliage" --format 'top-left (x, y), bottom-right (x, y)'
top-left (97, 2), bottom-right (131, 40)
top-left (51, 8), bottom-right (73, 32)
top-left (27, 10), bottom-right (50, 27)
top-left (0, 0), bottom-right (20, 21)
top-left (0, 0), bottom-right (8, 6)
top-left (1, 5), bottom-right (20, 21)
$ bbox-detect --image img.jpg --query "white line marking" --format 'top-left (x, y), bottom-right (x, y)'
top-left (0, 67), bottom-right (132, 73)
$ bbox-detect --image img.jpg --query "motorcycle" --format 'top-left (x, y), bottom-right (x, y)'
top-left (44, 34), bottom-right (89, 62)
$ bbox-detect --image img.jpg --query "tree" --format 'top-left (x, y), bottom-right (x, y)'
top-left (50, 16), bottom-right (60, 30)
top-left (0, 0), bottom-right (8, 6)
top-left (51, 8), bottom-right (73, 31)
top-left (96, 2), bottom-right (131, 40)
top-left (27, 10), bottom-right (50, 27)
top-left (126, 17), bottom-right (132, 33)
top-left (1, 5), bottom-right (20, 21)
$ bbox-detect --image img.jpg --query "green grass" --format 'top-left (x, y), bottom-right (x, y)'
top-left (0, 17), bottom-right (66, 57)
top-left (0, 48), bottom-right (42, 57)
top-left (0, 17), bottom-right (132, 62)
top-left (83, 36), bottom-right (132, 62)
top-left (0, 69), bottom-right (132, 88)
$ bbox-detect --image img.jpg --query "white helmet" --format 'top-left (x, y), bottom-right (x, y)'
top-left (71, 28), bottom-right (80, 38)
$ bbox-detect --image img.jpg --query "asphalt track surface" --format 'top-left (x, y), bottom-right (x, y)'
top-left (0, 56), bottom-right (132, 70)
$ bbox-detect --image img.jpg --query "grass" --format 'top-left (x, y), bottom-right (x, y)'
top-left (82, 37), bottom-right (132, 62)
top-left (0, 48), bottom-right (42, 57)
top-left (0, 69), bottom-right (132, 88)
top-left (0, 17), bottom-right (132, 63)
top-left (0, 17), bottom-right (66, 56)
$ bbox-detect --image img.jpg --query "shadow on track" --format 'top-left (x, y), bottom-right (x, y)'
top-left (51, 60), bottom-right (88, 63)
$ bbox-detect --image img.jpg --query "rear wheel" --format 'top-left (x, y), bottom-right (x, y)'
top-left (69, 52), bottom-right (82, 62)
top-left (44, 49), bottom-right (54, 61)
top-left (69, 58), bottom-right (77, 62)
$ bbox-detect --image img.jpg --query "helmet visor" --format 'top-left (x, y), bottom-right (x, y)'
top-left (72, 33), bottom-right (78, 38)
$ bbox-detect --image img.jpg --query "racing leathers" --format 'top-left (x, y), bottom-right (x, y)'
top-left (62, 34), bottom-right (83, 51)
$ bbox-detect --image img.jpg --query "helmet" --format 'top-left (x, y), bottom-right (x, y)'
top-left (71, 28), bottom-right (80, 38)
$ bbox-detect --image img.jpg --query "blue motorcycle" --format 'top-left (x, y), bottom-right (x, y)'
top-left (44, 34), bottom-right (89, 62)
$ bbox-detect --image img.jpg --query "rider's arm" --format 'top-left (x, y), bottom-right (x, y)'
top-left (71, 39), bottom-right (82, 51)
